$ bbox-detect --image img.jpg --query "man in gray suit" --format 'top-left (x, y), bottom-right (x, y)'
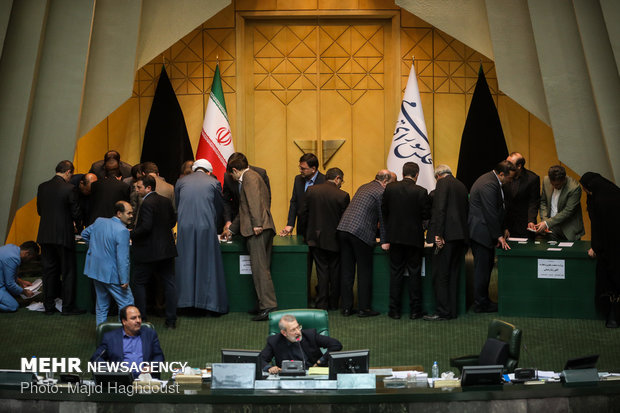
top-left (536, 165), bottom-right (585, 241)
top-left (468, 161), bottom-right (516, 313)
top-left (223, 155), bottom-right (278, 321)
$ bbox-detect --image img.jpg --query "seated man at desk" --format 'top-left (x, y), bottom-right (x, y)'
top-left (259, 314), bottom-right (342, 374)
top-left (90, 305), bottom-right (165, 377)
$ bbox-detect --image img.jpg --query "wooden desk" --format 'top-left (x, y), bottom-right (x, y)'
top-left (496, 240), bottom-right (600, 319)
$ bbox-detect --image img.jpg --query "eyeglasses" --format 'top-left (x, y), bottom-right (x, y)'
top-left (289, 324), bottom-right (302, 332)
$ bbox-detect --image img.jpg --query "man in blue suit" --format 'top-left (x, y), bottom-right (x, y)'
top-left (0, 242), bottom-right (39, 312)
top-left (91, 305), bottom-right (165, 378)
top-left (81, 201), bottom-right (135, 326)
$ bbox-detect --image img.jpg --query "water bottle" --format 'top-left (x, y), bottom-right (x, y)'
top-left (431, 361), bottom-right (439, 379)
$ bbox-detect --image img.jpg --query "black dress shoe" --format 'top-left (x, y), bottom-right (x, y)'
top-left (61, 308), bottom-right (86, 316)
top-left (358, 309), bottom-right (380, 318)
top-left (252, 307), bottom-right (276, 321)
top-left (409, 312), bottom-right (424, 320)
top-left (165, 321), bottom-right (177, 329)
top-left (388, 311), bottom-right (401, 320)
top-left (247, 307), bottom-right (260, 315)
top-left (423, 314), bottom-right (449, 321)
top-left (44, 308), bottom-right (59, 315)
top-left (342, 308), bottom-right (355, 317)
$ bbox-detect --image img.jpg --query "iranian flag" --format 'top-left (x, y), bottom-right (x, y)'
top-left (196, 63), bottom-right (234, 185)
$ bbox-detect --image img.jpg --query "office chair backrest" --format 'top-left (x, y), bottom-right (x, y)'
top-left (95, 321), bottom-right (155, 346)
top-left (268, 309), bottom-right (329, 336)
top-left (487, 319), bottom-right (522, 372)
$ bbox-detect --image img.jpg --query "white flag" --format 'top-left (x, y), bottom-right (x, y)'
top-left (387, 61), bottom-right (435, 192)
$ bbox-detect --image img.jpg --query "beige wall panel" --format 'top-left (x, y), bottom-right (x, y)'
top-left (319, 0), bottom-right (358, 10)
top-left (497, 95), bottom-right (529, 158)
top-left (138, 96), bottom-right (155, 157)
top-left (276, 0), bottom-right (318, 11)
top-left (359, 0), bottom-right (400, 10)
top-left (321, 90), bottom-right (353, 193)
top-left (435, 93), bottom-right (465, 173)
top-left (6, 199), bottom-right (39, 246)
top-left (236, 0), bottom-right (277, 11)
top-left (254, 91), bottom-right (288, 229)
top-left (528, 115), bottom-right (558, 179)
top-left (74, 118), bottom-right (109, 174)
top-left (108, 97), bottom-right (141, 166)
top-left (178, 94), bottom-right (205, 155)
top-left (352, 90), bottom-right (385, 188)
top-left (204, 4), bottom-right (235, 29)
top-left (287, 91), bottom-right (317, 156)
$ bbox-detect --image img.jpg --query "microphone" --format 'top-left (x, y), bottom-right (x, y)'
top-left (296, 338), bottom-right (306, 370)
top-left (93, 348), bottom-right (107, 362)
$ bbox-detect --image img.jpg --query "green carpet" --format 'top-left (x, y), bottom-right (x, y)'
top-left (1, 308), bottom-right (619, 379)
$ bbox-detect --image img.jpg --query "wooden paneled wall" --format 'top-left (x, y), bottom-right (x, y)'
top-left (7, 0), bottom-right (588, 244)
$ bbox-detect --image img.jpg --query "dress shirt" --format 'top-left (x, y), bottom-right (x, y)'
top-left (304, 171), bottom-right (319, 192)
top-left (550, 188), bottom-right (560, 217)
top-left (123, 333), bottom-right (144, 377)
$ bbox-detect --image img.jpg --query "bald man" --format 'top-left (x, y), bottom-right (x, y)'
top-left (337, 170), bottom-right (391, 317)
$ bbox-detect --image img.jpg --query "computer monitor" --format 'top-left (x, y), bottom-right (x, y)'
top-left (460, 365), bottom-right (504, 387)
top-left (221, 349), bottom-right (262, 380)
top-left (328, 349), bottom-right (370, 380)
top-left (563, 355), bottom-right (599, 370)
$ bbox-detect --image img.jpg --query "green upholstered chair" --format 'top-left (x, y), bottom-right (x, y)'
top-left (95, 321), bottom-right (155, 346)
top-left (450, 319), bottom-right (522, 373)
top-left (268, 309), bottom-right (329, 336)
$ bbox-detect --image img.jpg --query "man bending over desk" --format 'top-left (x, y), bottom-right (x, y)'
top-left (259, 314), bottom-right (342, 374)
top-left (91, 305), bottom-right (164, 378)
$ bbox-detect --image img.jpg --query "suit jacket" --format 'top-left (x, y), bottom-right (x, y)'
top-left (89, 178), bottom-right (130, 225)
top-left (37, 175), bottom-right (80, 248)
top-left (337, 180), bottom-right (387, 246)
top-left (90, 326), bottom-right (164, 377)
top-left (89, 160), bottom-right (133, 180)
top-left (0, 244), bottom-right (23, 296)
top-left (131, 192), bottom-right (177, 263)
top-left (230, 169), bottom-right (275, 237)
top-left (382, 178), bottom-right (431, 247)
top-left (81, 217), bottom-right (130, 285)
top-left (504, 168), bottom-right (540, 237)
top-left (286, 172), bottom-right (326, 237)
top-left (468, 171), bottom-right (506, 248)
top-left (540, 175), bottom-right (585, 241)
top-left (153, 175), bottom-right (175, 210)
top-left (300, 182), bottom-right (350, 252)
top-left (223, 165), bottom-right (271, 223)
top-left (259, 328), bottom-right (342, 370)
top-left (426, 174), bottom-right (469, 243)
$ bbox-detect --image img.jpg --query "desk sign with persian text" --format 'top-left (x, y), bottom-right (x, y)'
top-left (537, 259), bottom-right (565, 279)
top-left (239, 255), bottom-right (252, 274)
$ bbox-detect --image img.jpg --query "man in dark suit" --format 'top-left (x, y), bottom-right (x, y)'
top-left (504, 152), bottom-right (540, 238)
top-left (260, 314), bottom-right (342, 373)
top-left (382, 162), bottom-right (431, 320)
top-left (222, 152), bottom-right (271, 231)
top-left (299, 167), bottom-right (350, 310)
top-left (280, 153), bottom-right (326, 306)
top-left (89, 167), bottom-right (131, 225)
top-left (37, 160), bottom-right (83, 315)
top-left (279, 153), bottom-right (325, 238)
top-left (89, 149), bottom-right (133, 180)
top-left (90, 305), bottom-right (164, 378)
top-left (131, 175), bottom-right (178, 329)
top-left (468, 160), bottom-right (516, 313)
top-left (337, 170), bottom-right (391, 317)
top-left (425, 165), bottom-right (469, 321)
top-left (223, 156), bottom-right (277, 321)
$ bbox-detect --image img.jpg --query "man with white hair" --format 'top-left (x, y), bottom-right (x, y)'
top-left (259, 314), bottom-right (342, 374)
top-left (174, 159), bottom-right (228, 315)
